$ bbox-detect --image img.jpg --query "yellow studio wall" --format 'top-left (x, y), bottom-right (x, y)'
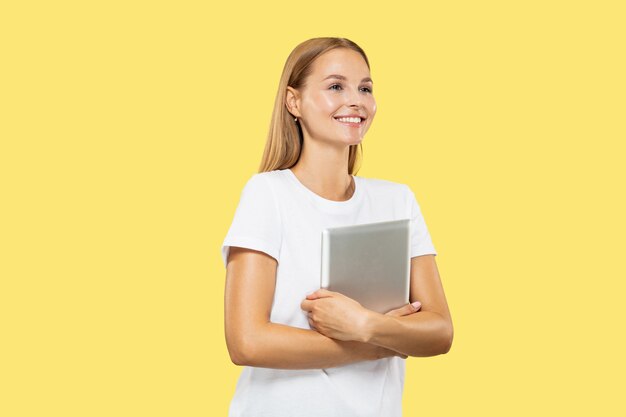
top-left (1, 1), bottom-right (624, 416)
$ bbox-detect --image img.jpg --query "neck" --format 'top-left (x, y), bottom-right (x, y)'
top-left (289, 140), bottom-right (355, 202)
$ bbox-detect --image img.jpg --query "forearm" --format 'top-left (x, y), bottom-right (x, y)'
top-left (363, 311), bottom-right (453, 357)
top-left (232, 322), bottom-right (388, 370)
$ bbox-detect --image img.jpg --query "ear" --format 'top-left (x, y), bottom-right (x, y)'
top-left (285, 86), bottom-right (302, 119)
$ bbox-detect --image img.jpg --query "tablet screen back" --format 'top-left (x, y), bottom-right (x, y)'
top-left (320, 219), bottom-right (410, 314)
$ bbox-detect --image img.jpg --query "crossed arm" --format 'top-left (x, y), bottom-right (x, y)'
top-left (224, 246), bottom-right (453, 370)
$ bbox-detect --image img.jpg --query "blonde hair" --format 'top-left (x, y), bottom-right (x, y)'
top-left (258, 37), bottom-right (370, 175)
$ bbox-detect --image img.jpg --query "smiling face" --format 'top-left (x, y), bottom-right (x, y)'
top-left (286, 48), bottom-right (377, 148)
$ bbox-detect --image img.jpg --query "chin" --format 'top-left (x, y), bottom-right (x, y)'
top-left (316, 133), bottom-right (364, 148)
top-left (347, 136), bottom-right (364, 146)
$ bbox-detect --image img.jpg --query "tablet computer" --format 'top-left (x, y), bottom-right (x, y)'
top-left (320, 219), bottom-right (411, 314)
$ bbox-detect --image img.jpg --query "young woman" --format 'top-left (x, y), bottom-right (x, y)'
top-left (221, 37), bottom-right (453, 417)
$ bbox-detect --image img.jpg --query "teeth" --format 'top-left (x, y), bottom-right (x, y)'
top-left (335, 117), bottom-right (362, 123)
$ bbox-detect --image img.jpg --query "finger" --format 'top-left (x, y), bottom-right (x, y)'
top-left (385, 301), bottom-right (421, 317)
top-left (300, 299), bottom-right (313, 312)
top-left (306, 289), bottom-right (328, 300)
top-left (306, 288), bottom-right (334, 300)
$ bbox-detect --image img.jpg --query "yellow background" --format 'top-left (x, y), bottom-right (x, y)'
top-left (1, 1), bottom-right (624, 415)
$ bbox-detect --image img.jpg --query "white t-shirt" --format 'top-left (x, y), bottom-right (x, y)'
top-left (221, 168), bottom-right (437, 417)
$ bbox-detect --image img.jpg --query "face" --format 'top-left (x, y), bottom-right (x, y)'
top-left (287, 48), bottom-right (377, 148)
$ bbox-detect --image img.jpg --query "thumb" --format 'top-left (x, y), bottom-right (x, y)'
top-left (385, 301), bottom-right (421, 317)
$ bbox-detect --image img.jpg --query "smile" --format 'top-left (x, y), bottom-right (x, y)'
top-left (334, 116), bottom-right (364, 126)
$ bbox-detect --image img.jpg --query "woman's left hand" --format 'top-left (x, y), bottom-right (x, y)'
top-left (300, 289), bottom-right (373, 342)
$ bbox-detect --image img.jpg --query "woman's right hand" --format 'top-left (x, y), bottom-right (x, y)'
top-left (385, 300), bottom-right (421, 318)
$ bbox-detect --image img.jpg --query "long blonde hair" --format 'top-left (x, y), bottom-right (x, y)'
top-left (258, 37), bottom-right (370, 175)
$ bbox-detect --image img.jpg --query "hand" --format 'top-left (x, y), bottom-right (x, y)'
top-left (385, 300), bottom-right (422, 317)
top-left (301, 289), bottom-right (372, 342)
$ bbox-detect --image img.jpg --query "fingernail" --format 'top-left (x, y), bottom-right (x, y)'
top-left (411, 301), bottom-right (421, 310)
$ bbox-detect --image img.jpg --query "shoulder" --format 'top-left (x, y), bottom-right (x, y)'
top-left (242, 170), bottom-right (283, 192)
top-left (237, 171), bottom-right (286, 212)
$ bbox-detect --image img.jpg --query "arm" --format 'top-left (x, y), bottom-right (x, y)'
top-left (363, 255), bottom-right (453, 357)
top-left (303, 255), bottom-right (454, 358)
top-left (224, 246), bottom-right (405, 370)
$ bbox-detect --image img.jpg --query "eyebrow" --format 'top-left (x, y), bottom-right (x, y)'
top-left (322, 74), bottom-right (373, 84)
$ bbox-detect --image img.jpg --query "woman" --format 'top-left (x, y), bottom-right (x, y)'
top-left (221, 37), bottom-right (453, 417)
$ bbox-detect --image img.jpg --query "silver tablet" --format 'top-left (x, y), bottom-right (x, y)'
top-left (320, 219), bottom-right (411, 314)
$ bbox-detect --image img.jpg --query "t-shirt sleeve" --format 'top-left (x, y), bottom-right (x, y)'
top-left (405, 185), bottom-right (437, 258)
top-left (221, 174), bottom-right (282, 268)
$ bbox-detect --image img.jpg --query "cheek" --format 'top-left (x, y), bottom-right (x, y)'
top-left (303, 94), bottom-right (336, 115)
top-left (369, 97), bottom-right (377, 113)
top-left (319, 93), bottom-right (340, 111)
top-left (367, 99), bottom-right (377, 120)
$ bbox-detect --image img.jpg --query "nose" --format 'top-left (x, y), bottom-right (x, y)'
top-left (346, 86), bottom-right (363, 108)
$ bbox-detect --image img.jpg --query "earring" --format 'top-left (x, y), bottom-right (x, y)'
top-left (294, 117), bottom-right (298, 122)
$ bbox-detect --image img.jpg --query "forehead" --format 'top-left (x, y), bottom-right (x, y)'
top-left (309, 48), bottom-right (370, 81)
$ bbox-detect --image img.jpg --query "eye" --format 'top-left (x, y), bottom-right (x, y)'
top-left (360, 86), bottom-right (373, 93)
top-left (329, 84), bottom-right (343, 91)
